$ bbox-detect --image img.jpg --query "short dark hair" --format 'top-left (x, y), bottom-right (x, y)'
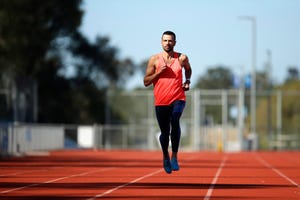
top-left (162, 31), bottom-right (176, 41)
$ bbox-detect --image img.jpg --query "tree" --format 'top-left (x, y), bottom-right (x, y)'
top-left (0, 0), bottom-right (136, 123)
top-left (279, 80), bottom-right (300, 135)
top-left (0, 0), bottom-right (82, 78)
top-left (0, 0), bottom-right (84, 122)
top-left (285, 66), bottom-right (299, 82)
top-left (68, 32), bottom-right (136, 88)
top-left (192, 66), bottom-right (233, 124)
top-left (255, 80), bottom-right (300, 143)
top-left (194, 65), bottom-right (233, 89)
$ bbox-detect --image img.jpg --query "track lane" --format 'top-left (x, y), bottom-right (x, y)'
top-left (0, 150), bottom-right (300, 200)
top-left (207, 152), bottom-right (300, 200)
top-left (91, 152), bottom-right (227, 200)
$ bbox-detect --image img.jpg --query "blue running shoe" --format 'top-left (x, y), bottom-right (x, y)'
top-left (163, 158), bottom-right (172, 174)
top-left (171, 157), bottom-right (180, 171)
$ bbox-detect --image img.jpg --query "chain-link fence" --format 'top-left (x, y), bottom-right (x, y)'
top-left (1, 89), bottom-right (299, 156)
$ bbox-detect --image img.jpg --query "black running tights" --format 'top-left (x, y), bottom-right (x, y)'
top-left (155, 100), bottom-right (186, 158)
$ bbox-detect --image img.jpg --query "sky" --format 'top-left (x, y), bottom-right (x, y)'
top-left (80, 0), bottom-right (300, 89)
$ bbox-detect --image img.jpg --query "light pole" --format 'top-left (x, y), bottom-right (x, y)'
top-left (239, 16), bottom-right (257, 141)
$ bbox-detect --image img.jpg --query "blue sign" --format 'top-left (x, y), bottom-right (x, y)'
top-left (244, 74), bottom-right (252, 89)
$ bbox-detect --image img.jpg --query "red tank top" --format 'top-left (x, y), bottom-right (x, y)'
top-left (153, 52), bottom-right (186, 106)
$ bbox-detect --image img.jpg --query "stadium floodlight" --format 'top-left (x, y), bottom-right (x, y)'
top-left (238, 16), bottom-right (257, 145)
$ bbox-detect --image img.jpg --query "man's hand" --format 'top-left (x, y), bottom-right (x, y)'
top-left (182, 80), bottom-right (190, 91)
top-left (158, 65), bottom-right (167, 74)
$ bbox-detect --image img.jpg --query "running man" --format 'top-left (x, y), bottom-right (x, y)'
top-left (143, 31), bottom-right (192, 174)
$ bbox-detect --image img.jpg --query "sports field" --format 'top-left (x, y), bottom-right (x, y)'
top-left (0, 150), bottom-right (300, 200)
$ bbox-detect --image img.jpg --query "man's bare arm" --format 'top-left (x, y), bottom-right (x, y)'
top-left (182, 55), bottom-right (192, 80)
top-left (180, 54), bottom-right (192, 91)
top-left (143, 55), bottom-right (166, 87)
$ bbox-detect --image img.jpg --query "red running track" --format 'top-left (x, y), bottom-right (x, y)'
top-left (0, 150), bottom-right (300, 200)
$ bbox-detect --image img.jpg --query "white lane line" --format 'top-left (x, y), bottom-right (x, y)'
top-left (204, 156), bottom-right (228, 200)
top-left (254, 154), bottom-right (300, 188)
top-left (0, 169), bottom-right (48, 177)
top-left (0, 167), bottom-right (63, 177)
top-left (0, 167), bottom-right (115, 194)
top-left (86, 169), bottom-right (163, 200)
